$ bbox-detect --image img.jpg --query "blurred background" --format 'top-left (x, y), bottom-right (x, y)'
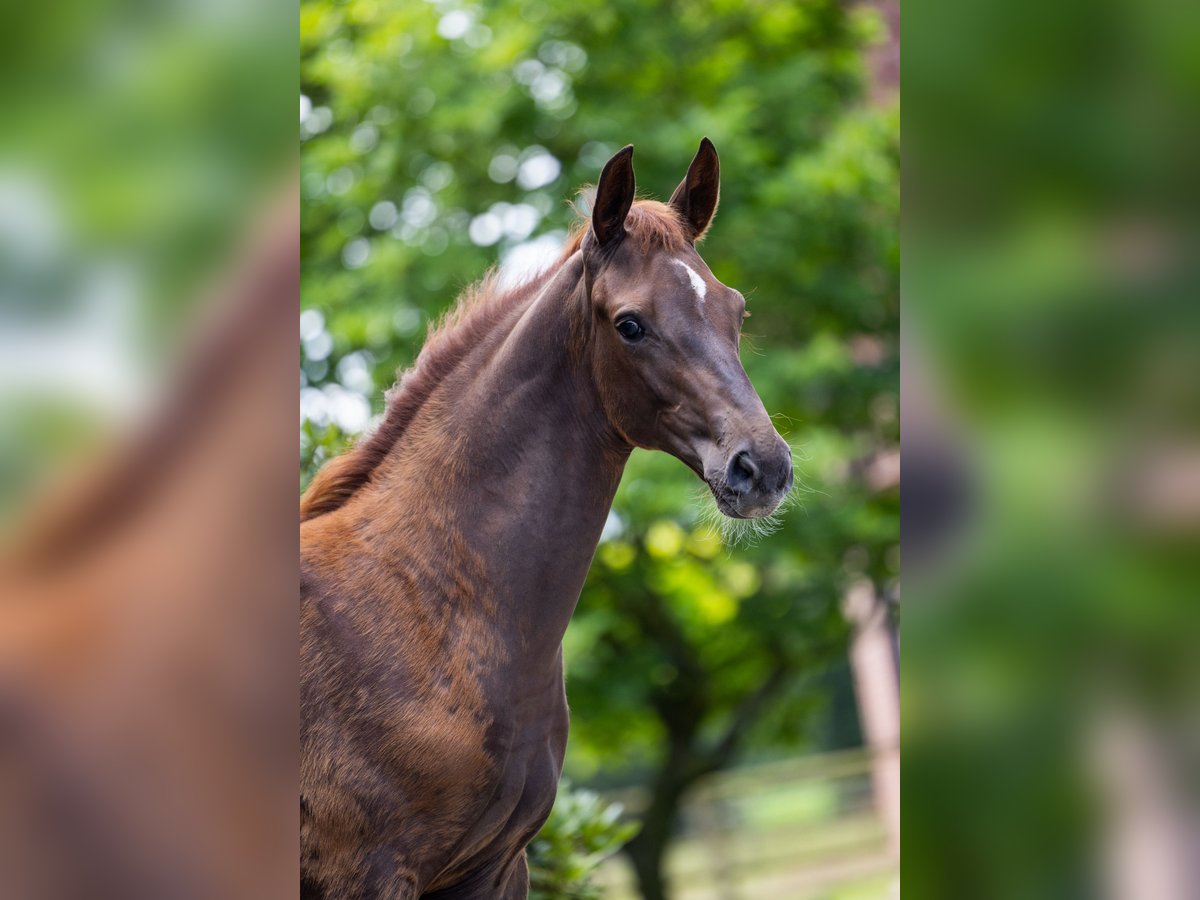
top-left (300, 1), bottom-right (899, 898)
top-left (904, 1), bottom-right (1200, 898)
top-left (1, 0), bottom-right (297, 897)
top-left (0, 0), bottom-right (295, 522)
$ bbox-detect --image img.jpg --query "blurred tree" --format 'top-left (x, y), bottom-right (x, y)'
top-left (301, 1), bottom-right (898, 896)
top-left (564, 483), bottom-right (858, 899)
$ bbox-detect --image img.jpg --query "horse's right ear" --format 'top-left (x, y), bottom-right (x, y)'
top-left (669, 137), bottom-right (720, 241)
top-left (589, 145), bottom-right (635, 249)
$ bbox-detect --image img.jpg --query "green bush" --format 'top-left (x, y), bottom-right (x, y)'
top-left (528, 781), bottom-right (638, 900)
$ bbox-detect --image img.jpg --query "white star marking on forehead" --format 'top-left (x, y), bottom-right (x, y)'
top-left (671, 259), bottom-right (707, 307)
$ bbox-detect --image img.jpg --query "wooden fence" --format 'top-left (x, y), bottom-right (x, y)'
top-left (595, 748), bottom-right (898, 900)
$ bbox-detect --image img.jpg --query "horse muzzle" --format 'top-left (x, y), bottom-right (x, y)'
top-left (709, 437), bottom-right (794, 519)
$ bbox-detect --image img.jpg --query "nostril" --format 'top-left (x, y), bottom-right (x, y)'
top-left (727, 450), bottom-right (759, 493)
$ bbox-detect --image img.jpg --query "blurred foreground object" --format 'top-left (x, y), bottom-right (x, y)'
top-left (904, 0), bottom-right (1200, 896)
top-left (0, 191), bottom-right (298, 900)
top-left (0, 0), bottom-right (296, 895)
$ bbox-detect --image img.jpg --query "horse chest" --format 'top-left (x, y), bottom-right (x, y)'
top-left (411, 661), bottom-right (569, 871)
top-left (433, 668), bottom-right (568, 821)
top-left (432, 723), bottom-right (564, 880)
top-left (302, 561), bottom-right (574, 895)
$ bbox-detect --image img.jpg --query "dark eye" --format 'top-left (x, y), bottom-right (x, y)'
top-left (615, 317), bottom-right (645, 342)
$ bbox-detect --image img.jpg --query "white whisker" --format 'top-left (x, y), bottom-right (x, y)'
top-left (690, 437), bottom-right (809, 548)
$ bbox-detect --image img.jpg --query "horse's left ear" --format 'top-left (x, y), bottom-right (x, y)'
top-left (669, 137), bottom-right (720, 242)
top-left (590, 144), bottom-right (636, 249)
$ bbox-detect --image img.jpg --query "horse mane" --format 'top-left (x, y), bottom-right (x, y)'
top-left (300, 199), bottom-right (689, 521)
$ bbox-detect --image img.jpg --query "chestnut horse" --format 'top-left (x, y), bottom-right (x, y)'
top-left (300, 140), bottom-right (792, 899)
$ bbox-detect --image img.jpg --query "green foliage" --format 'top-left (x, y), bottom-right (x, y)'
top-left (564, 468), bottom-right (857, 778)
top-left (300, 418), bottom-right (352, 492)
top-left (527, 782), bottom-right (639, 900)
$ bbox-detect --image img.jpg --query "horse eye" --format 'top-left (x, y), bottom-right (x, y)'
top-left (615, 317), bottom-right (645, 342)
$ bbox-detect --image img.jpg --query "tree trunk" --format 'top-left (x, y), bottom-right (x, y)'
top-left (612, 604), bottom-right (790, 900)
top-left (622, 740), bottom-right (694, 900)
top-left (622, 788), bottom-right (679, 900)
top-left (625, 837), bottom-right (668, 900)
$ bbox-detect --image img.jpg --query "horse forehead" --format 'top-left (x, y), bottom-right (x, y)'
top-left (621, 250), bottom-right (730, 315)
top-left (670, 258), bottom-right (708, 307)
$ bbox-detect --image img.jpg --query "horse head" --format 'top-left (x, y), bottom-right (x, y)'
top-left (580, 140), bottom-right (793, 520)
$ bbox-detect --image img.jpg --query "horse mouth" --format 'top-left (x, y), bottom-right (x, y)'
top-left (706, 479), bottom-right (785, 520)
top-left (707, 482), bottom-right (754, 519)
top-left (712, 492), bottom-right (749, 519)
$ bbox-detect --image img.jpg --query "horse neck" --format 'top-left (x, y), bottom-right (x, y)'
top-left (355, 255), bottom-right (630, 661)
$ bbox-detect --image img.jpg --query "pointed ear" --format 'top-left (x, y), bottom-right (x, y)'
top-left (669, 137), bottom-right (720, 241)
top-left (591, 145), bottom-right (635, 248)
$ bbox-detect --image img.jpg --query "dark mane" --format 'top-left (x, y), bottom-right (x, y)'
top-left (300, 199), bottom-right (688, 521)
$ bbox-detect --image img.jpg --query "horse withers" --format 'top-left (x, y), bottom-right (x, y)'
top-left (300, 139), bottom-right (792, 899)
